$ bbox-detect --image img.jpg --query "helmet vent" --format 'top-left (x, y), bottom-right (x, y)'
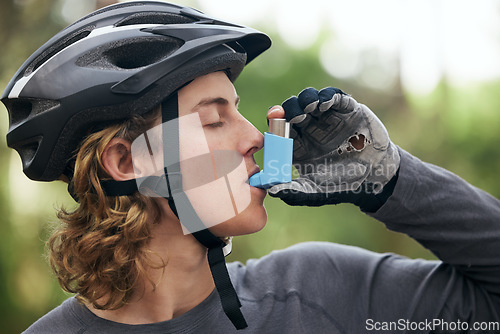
top-left (6, 98), bottom-right (60, 126)
top-left (7, 99), bottom-right (32, 126)
top-left (26, 28), bottom-right (93, 76)
top-left (17, 137), bottom-right (41, 167)
top-left (116, 12), bottom-right (195, 27)
top-left (100, 37), bottom-right (182, 70)
top-left (70, 2), bottom-right (147, 27)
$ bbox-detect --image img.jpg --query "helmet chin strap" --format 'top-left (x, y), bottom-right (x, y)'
top-left (160, 93), bottom-right (247, 330)
top-left (102, 93), bottom-right (247, 330)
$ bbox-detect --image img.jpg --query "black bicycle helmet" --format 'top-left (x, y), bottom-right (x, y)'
top-left (2, 1), bottom-right (271, 182)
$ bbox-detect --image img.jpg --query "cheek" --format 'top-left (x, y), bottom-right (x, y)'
top-left (180, 154), bottom-right (255, 233)
top-left (203, 130), bottom-right (229, 151)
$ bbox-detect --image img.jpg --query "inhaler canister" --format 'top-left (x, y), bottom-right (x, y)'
top-left (248, 119), bottom-right (293, 189)
top-left (268, 119), bottom-right (290, 138)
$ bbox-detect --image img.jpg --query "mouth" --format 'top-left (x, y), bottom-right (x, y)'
top-left (246, 166), bottom-right (261, 184)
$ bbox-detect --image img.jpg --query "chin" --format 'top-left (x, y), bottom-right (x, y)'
top-left (209, 201), bottom-right (268, 237)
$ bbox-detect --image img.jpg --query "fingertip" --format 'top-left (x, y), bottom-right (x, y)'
top-left (267, 105), bottom-right (285, 119)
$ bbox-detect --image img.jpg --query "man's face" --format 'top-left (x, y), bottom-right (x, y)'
top-left (174, 71), bottom-right (267, 236)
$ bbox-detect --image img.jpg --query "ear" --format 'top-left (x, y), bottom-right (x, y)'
top-left (101, 138), bottom-right (136, 181)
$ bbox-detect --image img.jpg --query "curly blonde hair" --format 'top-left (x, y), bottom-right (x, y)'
top-left (48, 109), bottom-right (164, 310)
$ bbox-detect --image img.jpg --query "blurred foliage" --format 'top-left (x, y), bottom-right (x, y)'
top-left (0, 0), bottom-right (499, 333)
top-left (0, 1), bottom-right (70, 333)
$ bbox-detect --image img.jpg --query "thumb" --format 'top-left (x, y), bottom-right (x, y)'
top-left (269, 178), bottom-right (317, 196)
top-left (268, 181), bottom-right (297, 197)
top-left (268, 179), bottom-right (329, 207)
top-left (268, 181), bottom-right (305, 206)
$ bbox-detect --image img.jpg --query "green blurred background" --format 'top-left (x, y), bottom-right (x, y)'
top-left (1, 0), bottom-right (500, 332)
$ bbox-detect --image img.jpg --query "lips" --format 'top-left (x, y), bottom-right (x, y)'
top-left (246, 166), bottom-right (261, 184)
top-left (249, 166), bottom-right (260, 178)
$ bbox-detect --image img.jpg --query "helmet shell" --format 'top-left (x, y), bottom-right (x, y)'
top-left (2, 1), bottom-right (271, 181)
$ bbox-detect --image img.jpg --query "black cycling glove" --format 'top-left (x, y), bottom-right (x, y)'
top-left (268, 87), bottom-right (400, 211)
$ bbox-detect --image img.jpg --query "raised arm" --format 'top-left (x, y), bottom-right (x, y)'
top-left (266, 87), bottom-right (500, 327)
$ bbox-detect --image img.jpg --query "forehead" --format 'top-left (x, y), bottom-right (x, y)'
top-left (178, 72), bottom-right (236, 115)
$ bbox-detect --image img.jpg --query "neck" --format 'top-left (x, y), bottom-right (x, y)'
top-left (89, 201), bottom-right (215, 324)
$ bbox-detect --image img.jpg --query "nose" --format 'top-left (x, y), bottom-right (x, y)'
top-left (236, 116), bottom-right (264, 157)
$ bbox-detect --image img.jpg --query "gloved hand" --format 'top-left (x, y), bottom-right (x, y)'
top-left (268, 87), bottom-right (400, 211)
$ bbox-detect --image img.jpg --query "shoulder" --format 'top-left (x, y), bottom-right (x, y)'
top-left (23, 297), bottom-right (87, 334)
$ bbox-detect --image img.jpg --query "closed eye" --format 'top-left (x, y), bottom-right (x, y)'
top-left (207, 121), bottom-right (224, 128)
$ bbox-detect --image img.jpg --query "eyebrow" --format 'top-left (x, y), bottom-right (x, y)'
top-left (192, 96), bottom-right (240, 111)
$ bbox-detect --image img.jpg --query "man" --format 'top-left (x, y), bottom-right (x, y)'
top-left (2, 1), bottom-right (499, 333)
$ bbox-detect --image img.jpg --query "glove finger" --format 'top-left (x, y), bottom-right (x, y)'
top-left (282, 96), bottom-right (307, 125)
top-left (318, 87), bottom-right (356, 113)
top-left (297, 87), bottom-right (320, 114)
top-left (318, 87), bottom-right (344, 112)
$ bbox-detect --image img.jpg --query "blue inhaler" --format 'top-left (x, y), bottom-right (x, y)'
top-left (249, 119), bottom-right (293, 189)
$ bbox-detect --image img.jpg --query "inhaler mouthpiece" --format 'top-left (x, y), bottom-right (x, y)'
top-left (248, 119), bottom-right (293, 189)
